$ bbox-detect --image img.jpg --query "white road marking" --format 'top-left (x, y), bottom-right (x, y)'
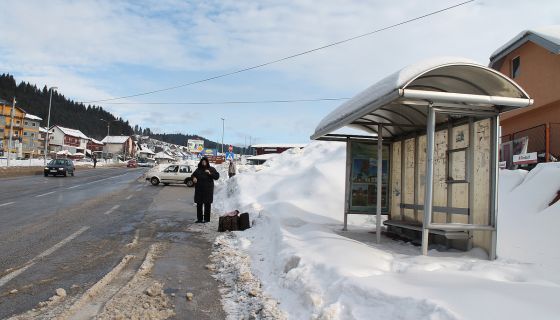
top-left (65, 173), bottom-right (129, 190)
top-left (104, 205), bottom-right (120, 215)
top-left (0, 202), bottom-right (15, 207)
top-left (35, 191), bottom-right (55, 198)
top-left (0, 226), bottom-right (89, 288)
top-left (125, 195), bottom-right (133, 200)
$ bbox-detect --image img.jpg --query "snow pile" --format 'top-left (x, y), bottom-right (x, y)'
top-left (214, 141), bottom-right (560, 319)
top-left (498, 164), bottom-right (560, 269)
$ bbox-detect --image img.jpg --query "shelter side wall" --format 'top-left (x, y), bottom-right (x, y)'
top-left (450, 124), bottom-right (469, 224)
top-left (473, 119), bottom-right (491, 252)
top-left (432, 131), bottom-right (448, 223)
top-left (403, 138), bottom-right (415, 220)
top-left (390, 142), bottom-right (402, 219)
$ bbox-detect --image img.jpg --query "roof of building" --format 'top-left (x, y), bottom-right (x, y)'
top-left (25, 114), bottom-right (42, 121)
top-left (154, 152), bottom-right (175, 160)
top-left (89, 138), bottom-right (104, 145)
top-left (139, 149), bottom-right (156, 155)
top-left (39, 127), bottom-right (48, 133)
top-left (53, 125), bottom-right (90, 140)
top-left (101, 136), bottom-right (130, 144)
top-left (251, 143), bottom-right (307, 148)
top-left (490, 25), bottom-right (560, 67)
top-left (311, 57), bottom-right (533, 140)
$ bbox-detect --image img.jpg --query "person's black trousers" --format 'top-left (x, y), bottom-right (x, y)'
top-left (196, 202), bottom-right (211, 222)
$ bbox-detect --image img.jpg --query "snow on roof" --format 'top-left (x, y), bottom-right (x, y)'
top-left (251, 143), bottom-right (307, 149)
top-left (490, 26), bottom-right (560, 64)
top-left (55, 125), bottom-right (90, 140)
top-left (39, 127), bottom-right (48, 133)
top-left (312, 56), bottom-right (532, 140)
top-left (247, 153), bottom-right (279, 161)
top-left (90, 138), bottom-right (104, 145)
top-left (25, 114), bottom-right (42, 121)
top-left (101, 136), bottom-right (130, 144)
top-left (139, 149), bottom-right (156, 155)
top-left (154, 152), bottom-right (175, 160)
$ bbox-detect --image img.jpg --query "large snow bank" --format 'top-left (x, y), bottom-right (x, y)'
top-left (215, 141), bottom-right (560, 319)
top-left (498, 164), bottom-right (560, 269)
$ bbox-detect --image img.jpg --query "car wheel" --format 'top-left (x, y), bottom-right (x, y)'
top-left (185, 179), bottom-right (194, 187)
top-left (150, 177), bottom-right (160, 186)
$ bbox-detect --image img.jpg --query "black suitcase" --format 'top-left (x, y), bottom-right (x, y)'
top-left (238, 212), bottom-right (250, 231)
top-left (218, 215), bottom-right (239, 232)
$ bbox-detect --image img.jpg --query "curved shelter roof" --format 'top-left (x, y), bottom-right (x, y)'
top-left (311, 57), bottom-right (533, 140)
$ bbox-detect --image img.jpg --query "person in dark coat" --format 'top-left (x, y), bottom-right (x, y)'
top-left (191, 157), bottom-right (220, 223)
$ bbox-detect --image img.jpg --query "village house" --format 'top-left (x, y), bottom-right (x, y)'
top-left (489, 25), bottom-right (560, 167)
top-left (47, 125), bottom-right (90, 156)
top-left (86, 138), bottom-right (104, 158)
top-left (22, 113), bottom-right (42, 158)
top-left (101, 135), bottom-right (135, 159)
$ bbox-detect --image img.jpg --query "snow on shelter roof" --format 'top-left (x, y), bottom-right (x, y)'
top-left (311, 57), bottom-right (533, 140)
top-left (490, 25), bottom-right (560, 66)
top-left (25, 114), bottom-right (42, 121)
top-left (101, 136), bottom-right (130, 144)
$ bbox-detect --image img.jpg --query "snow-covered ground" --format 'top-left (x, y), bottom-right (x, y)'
top-left (213, 142), bottom-right (560, 320)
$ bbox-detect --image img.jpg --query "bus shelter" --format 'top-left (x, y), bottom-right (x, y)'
top-left (311, 58), bottom-right (532, 259)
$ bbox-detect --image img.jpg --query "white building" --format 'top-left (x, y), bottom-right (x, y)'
top-left (101, 135), bottom-right (135, 159)
top-left (47, 125), bottom-right (90, 155)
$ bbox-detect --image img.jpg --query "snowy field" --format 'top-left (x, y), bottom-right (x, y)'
top-left (213, 142), bottom-right (560, 320)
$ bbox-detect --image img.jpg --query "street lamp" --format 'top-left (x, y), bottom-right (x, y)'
top-left (100, 118), bottom-right (118, 137)
top-left (220, 117), bottom-right (225, 154)
top-left (44, 86), bottom-right (58, 165)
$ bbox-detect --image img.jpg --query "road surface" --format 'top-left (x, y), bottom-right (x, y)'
top-left (0, 167), bottom-right (224, 319)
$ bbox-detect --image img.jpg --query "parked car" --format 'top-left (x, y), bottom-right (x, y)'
top-left (44, 159), bottom-right (75, 177)
top-left (127, 160), bottom-right (138, 168)
top-left (145, 164), bottom-right (194, 187)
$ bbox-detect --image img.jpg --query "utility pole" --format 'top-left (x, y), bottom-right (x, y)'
top-left (220, 118), bottom-right (225, 154)
top-left (7, 97), bottom-right (16, 167)
top-left (44, 86), bottom-right (57, 165)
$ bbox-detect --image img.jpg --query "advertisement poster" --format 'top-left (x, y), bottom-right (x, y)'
top-left (187, 139), bottom-right (204, 153)
top-left (349, 142), bottom-right (389, 213)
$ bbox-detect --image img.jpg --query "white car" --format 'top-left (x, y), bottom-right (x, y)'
top-left (145, 164), bottom-right (195, 187)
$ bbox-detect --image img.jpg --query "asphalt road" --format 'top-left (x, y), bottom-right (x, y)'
top-left (0, 167), bottom-right (224, 319)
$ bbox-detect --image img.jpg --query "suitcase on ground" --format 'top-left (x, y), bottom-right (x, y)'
top-left (218, 215), bottom-right (239, 232)
top-left (238, 212), bottom-right (250, 231)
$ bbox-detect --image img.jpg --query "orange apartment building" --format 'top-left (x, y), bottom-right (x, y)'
top-left (489, 26), bottom-right (560, 167)
top-left (0, 98), bottom-right (25, 157)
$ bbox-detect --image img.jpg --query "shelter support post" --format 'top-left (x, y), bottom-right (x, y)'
top-left (376, 124), bottom-right (383, 243)
top-left (421, 105), bottom-right (436, 256)
top-left (490, 115), bottom-right (499, 260)
top-left (343, 138), bottom-right (351, 231)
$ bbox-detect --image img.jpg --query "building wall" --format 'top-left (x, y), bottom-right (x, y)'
top-left (255, 147), bottom-right (296, 155)
top-left (0, 104), bottom-right (25, 154)
top-left (493, 41), bottom-right (560, 136)
top-left (22, 119), bottom-right (41, 157)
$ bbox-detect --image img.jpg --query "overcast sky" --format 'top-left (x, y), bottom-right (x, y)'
top-left (0, 0), bottom-right (558, 146)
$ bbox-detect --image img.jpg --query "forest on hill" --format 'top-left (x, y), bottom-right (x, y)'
top-left (0, 74), bottom-right (240, 152)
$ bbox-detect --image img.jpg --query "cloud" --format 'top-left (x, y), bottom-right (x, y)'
top-left (1, 0), bottom-right (559, 143)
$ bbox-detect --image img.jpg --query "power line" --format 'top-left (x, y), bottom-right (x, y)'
top-left (82, 0), bottom-right (474, 104)
top-left (99, 97), bottom-right (350, 105)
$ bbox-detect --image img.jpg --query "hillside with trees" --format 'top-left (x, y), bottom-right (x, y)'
top-left (0, 74), bottom-right (236, 152)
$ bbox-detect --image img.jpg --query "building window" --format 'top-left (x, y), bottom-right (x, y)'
top-left (25, 121), bottom-right (29, 126)
top-left (24, 131), bottom-right (28, 136)
top-left (511, 56), bottom-right (521, 78)
top-left (32, 123), bottom-right (36, 127)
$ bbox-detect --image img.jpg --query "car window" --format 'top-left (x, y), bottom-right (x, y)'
top-left (166, 165), bottom-right (178, 172)
top-left (49, 159), bottom-right (66, 165)
top-left (179, 166), bottom-right (188, 173)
